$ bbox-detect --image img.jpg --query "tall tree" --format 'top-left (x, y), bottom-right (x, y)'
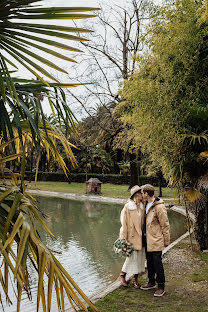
top-left (68, 0), bottom-right (151, 187)
top-left (116, 0), bottom-right (208, 249)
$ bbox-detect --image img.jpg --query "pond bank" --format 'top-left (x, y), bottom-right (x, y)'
top-left (28, 189), bottom-right (174, 205)
top-left (90, 237), bottom-right (208, 312)
top-left (29, 189), bottom-right (201, 312)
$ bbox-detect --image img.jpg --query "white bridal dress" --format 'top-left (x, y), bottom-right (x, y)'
top-left (121, 201), bottom-right (146, 276)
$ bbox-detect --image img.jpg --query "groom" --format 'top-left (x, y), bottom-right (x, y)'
top-left (140, 184), bottom-right (170, 297)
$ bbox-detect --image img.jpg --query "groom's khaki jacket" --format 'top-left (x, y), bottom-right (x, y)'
top-left (145, 199), bottom-right (170, 252)
top-left (119, 200), bottom-right (145, 250)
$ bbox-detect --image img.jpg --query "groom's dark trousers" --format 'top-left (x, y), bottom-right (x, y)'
top-left (143, 236), bottom-right (165, 290)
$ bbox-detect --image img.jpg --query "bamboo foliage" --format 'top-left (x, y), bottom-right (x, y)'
top-left (197, 0), bottom-right (208, 25)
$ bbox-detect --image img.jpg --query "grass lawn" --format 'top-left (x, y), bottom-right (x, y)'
top-left (89, 239), bottom-right (208, 312)
top-left (26, 181), bottom-right (178, 200)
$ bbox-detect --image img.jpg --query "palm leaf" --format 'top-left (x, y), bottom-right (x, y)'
top-left (0, 182), bottom-right (99, 312)
top-left (0, 53), bottom-right (20, 106)
top-left (4, 23), bottom-right (89, 41)
top-left (14, 221), bottom-right (30, 277)
top-left (0, 1), bottom-right (100, 310)
top-left (1, 46), bottom-right (51, 85)
top-left (2, 42), bottom-right (60, 82)
top-left (6, 22), bottom-right (93, 32)
top-left (14, 13), bottom-right (97, 20)
top-left (0, 4), bottom-right (99, 82)
top-left (183, 131), bottom-right (208, 145)
top-left (37, 249), bottom-right (46, 311)
top-left (2, 213), bottom-right (24, 251)
top-left (2, 37), bottom-right (69, 73)
top-left (3, 192), bottom-right (22, 239)
top-left (6, 35), bottom-right (77, 63)
top-left (3, 55), bottom-right (18, 68)
top-left (0, 188), bottom-right (18, 204)
top-left (0, 136), bottom-right (18, 152)
top-left (19, 7), bottom-right (99, 13)
top-left (0, 154), bottom-right (22, 164)
top-left (200, 151), bottom-right (208, 159)
top-left (6, 30), bottom-right (83, 51)
top-left (184, 187), bottom-right (202, 203)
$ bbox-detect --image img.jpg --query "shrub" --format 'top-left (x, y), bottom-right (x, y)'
top-left (25, 172), bottom-right (167, 186)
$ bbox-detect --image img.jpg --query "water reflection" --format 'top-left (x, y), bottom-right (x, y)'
top-left (36, 197), bottom-right (123, 285)
top-left (2, 196), bottom-right (187, 312)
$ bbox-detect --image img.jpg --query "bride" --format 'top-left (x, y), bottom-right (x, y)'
top-left (119, 185), bottom-right (145, 288)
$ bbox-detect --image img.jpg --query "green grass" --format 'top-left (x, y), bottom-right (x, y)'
top-left (191, 252), bottom-right (208, 283)
top-left (26, 181), bottom-right (177, 200)
top-left (200, 252), bottom-right (208, 264)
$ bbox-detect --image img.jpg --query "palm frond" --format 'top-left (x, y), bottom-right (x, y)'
top-left (0, 141), bottom-right (99, 312)
top-left (0, 3), bottom-right (99, 82)
top-left (200, 151), bottom-right (208, 160)
top-left (184, 187), bottom-right (202, 203)
top-left (0, 1), bottom-right (100, 310)
top-left (183, 131), bottom-right (208, 145)
top-left (1, 80), bottom-right (78, 169)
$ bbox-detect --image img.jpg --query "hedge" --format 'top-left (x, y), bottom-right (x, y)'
top-left (24, 171), bottom-right (167, 186)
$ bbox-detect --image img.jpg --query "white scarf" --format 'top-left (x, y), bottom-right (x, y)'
top-left (128, 199), bottom-right (143, 210)
top-left (128, 199), bottom-right (137, 210)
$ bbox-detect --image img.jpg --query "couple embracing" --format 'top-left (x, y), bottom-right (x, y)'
top-left (119, 184), bottom-right (170, 297)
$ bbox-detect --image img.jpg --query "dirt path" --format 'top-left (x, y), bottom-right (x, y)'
top-left (92, 239), bottom-right (208, 312)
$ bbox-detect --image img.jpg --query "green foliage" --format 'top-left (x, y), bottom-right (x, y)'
top-left (77, 146), bottom-right (113, 174)
top-left (25, 172), bottom-right (167, 187)
top-left (116, 0), bottom-right (208, 249)
top-left (117, 160), bottom-right (130, 175)
top-left (117, 0), bottom-right (208, 184)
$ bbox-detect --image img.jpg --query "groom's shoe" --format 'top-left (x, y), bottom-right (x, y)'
top-left (154, 289), bottom-right (165, 297)
top-left (140, 283), bottom-right (156, 290)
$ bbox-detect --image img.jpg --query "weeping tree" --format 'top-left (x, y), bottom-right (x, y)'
top-left (116, 0), bottom-right (208, 250)
top-left (0, 1), bottom-right (100, 311)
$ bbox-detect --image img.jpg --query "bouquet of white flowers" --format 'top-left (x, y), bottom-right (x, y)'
top-left (113, 238), bottom-right (134, 257)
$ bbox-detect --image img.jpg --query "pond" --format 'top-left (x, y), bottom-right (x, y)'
top-left (3, 196), bottom-right (187, 311)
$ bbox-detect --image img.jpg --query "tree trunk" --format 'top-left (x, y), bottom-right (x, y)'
top-left (114, 149), bottom-right (123, 174)
top-left (137, 149), bottom-right (142, 177)
top-left (30, 147), bottom-right (34, 172)
top-left (42, 149), bottom-right (46, 172)
top-left (158, 178), bottom-right (162, 197)
top-left (195, 189), bottom-right (208, 251)
top-left (129, 152), bottom-right (138, 189)
top-left (158, 172), bottom-right (163, 197)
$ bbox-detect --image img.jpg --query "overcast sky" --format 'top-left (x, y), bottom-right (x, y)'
top-left (15, 0), bottom-right (128, 82)
top-left (12, 0), bottom-right (158, 119)
top-left (12, 0), bottom-right (131, 117)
